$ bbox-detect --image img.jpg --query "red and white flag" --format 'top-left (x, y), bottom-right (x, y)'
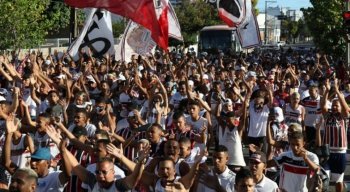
top-left (217, 0), bottom-right (245, 27)
top-left (64, 0), bottom-right (169, 50)
top-left (115, 1), bottom-right (183, 62)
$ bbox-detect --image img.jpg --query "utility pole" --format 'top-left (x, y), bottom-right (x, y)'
top-left (69, 7), bottom-right (77, 44)
top-left (265, 0), bottom-right (276, 45)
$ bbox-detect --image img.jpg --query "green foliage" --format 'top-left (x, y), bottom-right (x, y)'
top-left (174, 0), bottom-right (222, 46)
top-left (302, 0), bottom-right (345, 57)
top-left (0, 0), bottom-right (72, 50)
top-left (112, 20), bottom-right (127, 38)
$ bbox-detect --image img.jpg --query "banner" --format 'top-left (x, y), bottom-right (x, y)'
top-left (68, 8), bottom-right (115, 61)
top-left (217, 0), bottom-right (245, 27)
top-left (65, 0), bottom-right (169, 50)
top-left (236, 8), bottom-right (261, 48)
top-left (215, 0), bottom-right (261, 48)
top-left (115, 1), bottom-right (183, 62)
top-left (115, 21), bottom-right (157, 62)
top-left (168, 2), bottom-right (183, 41)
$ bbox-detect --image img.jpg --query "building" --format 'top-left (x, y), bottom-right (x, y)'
top-left (257, 6), bottom-right (282, 45)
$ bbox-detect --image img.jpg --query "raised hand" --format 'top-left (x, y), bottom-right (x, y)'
top-left (45, 125), bottom-right (62, 145)
top-left (334, 78), bottom-right (340, 93)
top-left (155, 102), bottom-right (164, 114)
top-left (138, 145), bottom-right (151, 162)
top-left (324, 79), bottom-right (331, 92)
top-left (165, 181), bottom-right (187, 192)
top-left (6, 113), bottom-right (18, 134)
top-left (106, 143), bottom-right (124, 159)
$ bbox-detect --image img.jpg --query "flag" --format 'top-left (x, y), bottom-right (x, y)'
top-left (115, 1), bottom-right (183, 62)
top-left (216, 0), bottom-right (261, 48)
top-left (65, 0), bottom-right (169, 50)
top-left (236, 9), bottom-right (261, 48)
top-left (68, 8), bottom-right (115, 61)
top-left (236, 0), bottom-right (261, 48)
top-left (115, 21), bottom-right (157, 62)
top-left (217, 0), bottom-right (245, 27)
top-left (168, 2), bottom-right (183, 41)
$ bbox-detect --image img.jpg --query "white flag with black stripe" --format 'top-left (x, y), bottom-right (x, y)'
top-left (68, 8), bottom-right (115, 61)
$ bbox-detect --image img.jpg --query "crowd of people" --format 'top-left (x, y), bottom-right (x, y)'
top-left (0, 47), bottom-right (349, 192)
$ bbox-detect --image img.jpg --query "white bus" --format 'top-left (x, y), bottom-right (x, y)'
top-left (198, 25), bottom-right (241, 55)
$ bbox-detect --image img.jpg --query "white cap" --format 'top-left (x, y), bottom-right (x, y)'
top-left (55, 74), bottom-right (65, 79)
top-left (45, 60), bottom-right (51, 65)
top-left (128, 111), bottom-right (135, 117)
top-left (273, 107), bottom-right (284, 123)
top-left (117, 74), bottom-right (126, 81)
top-left (239, 66), bottom-right (246, 72)
top-left (203, 74), bottom-right (209, 80)
top-left (86, 75), bottom-right (96, 83)
top-left (188, 80), bottom-right (194, 87)
top-left (247, 71), bottom-right (256, 77)
top-left (0, 96), bottom-right (6, 102)
top-left (138, 65), bottom-right (144, 71)
top-left (224, 98), bottom-right (233, 105)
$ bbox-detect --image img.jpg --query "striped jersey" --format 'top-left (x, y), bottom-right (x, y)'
top-left (302, 95), bottom-right (321, 127)
top-left (64, 146), bottom-right (95, 192)
top-left (274, 150), bottom-right (319, 192)
top-left (284, 104), bottom-right (304, 125)
top-left (116, 128), bottom-right (147, 160)
top-left (322, 112), bottom-right (348, 151)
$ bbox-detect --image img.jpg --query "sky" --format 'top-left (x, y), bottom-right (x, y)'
top-left (257, 0), bottom-right (312, 11)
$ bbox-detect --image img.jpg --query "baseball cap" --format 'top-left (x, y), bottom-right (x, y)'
top-left (224, 98), bottom-right (233, 106)
top-left (203, 74), bottom-right (209, 80)
top-left (0, 96), bottom-right (6, 102)
top-left (273, 107), bottom-right (284, 123)
top-left (250, 151), bottom-right (266, 164)
top-left (31, 148), bottom-right (51, 161)
top-left (247, 71), bottom-right (257, 78)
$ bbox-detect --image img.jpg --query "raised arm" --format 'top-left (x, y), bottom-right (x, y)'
top-left (334, 79), bottom-right (350, 117)
top-left (46, 125), bottom-right (86, 184)
top-left (321, 79), bottom-right (330, 115)
top-left (3, 115), bottom-right (19, 174)
top-left (178, 152), bottom-right (204, 189)
top-left (119, 145), bottom-right (149, 189)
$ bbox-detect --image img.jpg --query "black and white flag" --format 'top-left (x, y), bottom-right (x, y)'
top-left (68, 8), bottom-right (115, 61)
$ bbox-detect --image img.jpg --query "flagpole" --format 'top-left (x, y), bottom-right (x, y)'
top-left (69, 7), bottom-right (77, 44)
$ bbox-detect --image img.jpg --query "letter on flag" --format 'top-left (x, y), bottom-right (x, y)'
top-left (68, 8), bottom-right (115, 61)
top-left (64, 0), bottom-right (169, 50)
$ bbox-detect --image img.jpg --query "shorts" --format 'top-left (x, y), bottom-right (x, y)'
top-left (305, 126), bottom-right (316, 142)
top-left (324, 153), bottom-right (347, 182)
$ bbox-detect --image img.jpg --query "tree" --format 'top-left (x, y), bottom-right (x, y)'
top-left (0, 0), bottom-right (73, 50)
top-left (112, 20), bottom-right (127, 39)
top-left (174, 0), bottom-right (222, 46)
top-left (302, 0), bottom-right (345, 57)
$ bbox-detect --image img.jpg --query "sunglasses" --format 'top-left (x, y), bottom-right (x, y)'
top-left (95, 169), bottom-right (113, 175)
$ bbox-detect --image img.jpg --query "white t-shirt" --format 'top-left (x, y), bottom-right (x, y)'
top-left (170, 92), bottom-right (187, 109)
top-left (196, 166), bottom-right (235, 192)
top-left (248, 103), bottom-right (269, 137)
top-left (68, 123), bottom-right (96, 139)
top-left (11, 134), bottom-right (31, 169)
top-left (81, 163), bottom-right (126, 190)
top-left (255, 175), bottom-right (279, 192)
top-left (218, 126), bottom-right (246, 166)
top-left (37, 170), bottom-right (66, 192)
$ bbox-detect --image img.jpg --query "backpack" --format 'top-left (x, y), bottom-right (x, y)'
top-left (306, 167), bottom-right (329, 192)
